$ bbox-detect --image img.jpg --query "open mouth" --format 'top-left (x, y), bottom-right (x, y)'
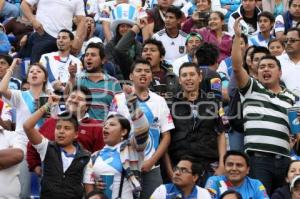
top-left (139, 77), bottom-right (147, 83)
top-left (263, 73), bottom-right (271, 80)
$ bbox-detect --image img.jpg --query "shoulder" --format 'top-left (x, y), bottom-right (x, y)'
top-left (156, 29), bottom-right (166, 37)
top-left (196, 186), bottom-right (211, 198)
top-left (149, 91), bottom-right (167, 102)
top-left (179, 30), bottom-right (188, 37)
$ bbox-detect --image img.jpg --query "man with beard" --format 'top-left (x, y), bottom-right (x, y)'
top-left (205, 151), bottom-right (268, 199)
top-left (40, 29), bottom-right (82, 93)
top-left (72, 42), bottom-right (122, 121)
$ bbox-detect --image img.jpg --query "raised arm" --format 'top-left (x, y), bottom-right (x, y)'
top-left (0, 58), bottom-right (20, 100)
top-left (23, 95), bottom-right (60, 145)
top-left (231, 17), bottom-right (250, 89)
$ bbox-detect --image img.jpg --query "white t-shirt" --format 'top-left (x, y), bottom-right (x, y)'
top-left (0, 131), bottom-right (24, 199)
top-left (40, 51), bottom-right (83, 84)
top-left (152, 29), bottom-right (187, 63)
top-left (111, 91), bottom-right (174, 161)
top-left (274, 14), bottom-right (299, 33)
top-left (277, 53), bottom-right (300, 96)
top-left (172, 54), bottom-right (189, 76)
top-left (150, 184), bottom-right (212, 199)
top-left (33, 137), bottom-right (77, 172)
top-left (26, 0), bottom-right (85, 37)
top-left (83, 143), bottom-right (134, 199)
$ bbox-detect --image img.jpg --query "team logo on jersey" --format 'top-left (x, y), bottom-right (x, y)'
top-left (210, 78), bottom-right (221, 91)
top-left (179, 46), bottom-right (185, 54)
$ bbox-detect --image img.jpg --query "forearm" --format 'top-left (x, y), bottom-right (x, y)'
top-left (115, 30), bottom-right (137, 52)
top-left (0, 68), bottom-right (13, 99)
top-left (20, 1), bottom-right (36, 23)
top-left (0, 148), bottom-right (24, 170)
top-left (103, 21), bottom-right (112, 42)
top-left (217, 132), bottom-right (226, 167)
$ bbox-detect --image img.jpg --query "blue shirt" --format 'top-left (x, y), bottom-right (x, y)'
top-left (205, 175), bottom-right (269, 199)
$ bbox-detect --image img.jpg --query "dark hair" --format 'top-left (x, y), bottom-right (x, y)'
top-left (130, 58), bottom-right (152, 73)
top-left (258, 11), bottom-right (275, 23)
top-left (233, 33), bottom-right (248, 45)
top-left (220, 190), bottom-right (242, 199)
top-left (195, 42), bottom-right (219, 66)
top-left (85, 42), bottom-right (106, 60)
top-left (287, 27), bottom-right (300, 38)
top-left (268, 38), bottom-right (285, 48)
top-left (185, 32), bottom-right (203, 45)
top-left (179, 155), bottom-right (202, 176)
top-left (86, 15), bottom-right (96, 27)
top-left (166, 5), bottom-right (183, 19)
top-left (57, 111), bottom-right (79, 132)
top-left (258, 55), bottom-right (282, 70)
top-left (243, 45), bottom-right (256, 73)
top-left (26, 63), bottom-right (48, 92)
top-left (286, 160), bottom-right (300, 177)
top-left (71, 85), bottom-right (92, 111)
top-left (106, 114), bottom-right (131, 139)
top-left (86, 190), bottom-right (108, 199)
top-left (58, 29), bottom-right (74, 40)
top-left (143, 38), bottom-right (166, 57)
top-left (223, 150), bottom-right (250, 167)
top-left (179, 62), bottom-right (201, 76)
top-left (250, 46), bottom-right (270, 62)
top-left (0, 54), bottom-right (13, 65)
top-left (289, 0), bottom-right (297, 8)
top-left (210, 11), bottom-right (225, 21)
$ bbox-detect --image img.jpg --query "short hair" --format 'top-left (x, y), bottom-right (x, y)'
top-left (287, 27), bottom-right (300, 38)
top-left (220, 190), bottom-right (242, 199)
top-left (195, 42), bottom-right (220, 66)
top-left (233, 33), bottom-right (248, 45)
top-left (106, 113), bottom-right (131, 139)
top-left (223, 150), bottom-right (250, 167)
top-left (86, 15), bottom-right (96, 27)
top-left (166, 5), bottom-right (183, 19)
top-left (250, 46), bottom-right (270, 62)
top-left (179, 62), bottom-right (201, 76)
top-left (143, 38), bottom-right (166, 57)
top-left (0, 54), bottom-right (13, 65)
top-left (178, 155), bottom-right (202, 176)
top-left (58, 29), bottom-right (74, 40)
top-left (289, 0), bottom-right (297, 8)
top-left (71, 85), bottom-right (92, 111)
top-left (185, 32), bottom-right (203, 45)
top-left (258, 11), bottom-right (275, 23)
top-left (57, 111), bottom-right (79, 132)
top-left (268, 38), bottom-right (285, 48)
top-left (258, 55), bottom-right (282, 70)
top-left (85, 42), bottom-right (105, 60)
top-left (85, 190), bottom-right (107, 199)
top-left (129, 58), bottom-right (152, 73)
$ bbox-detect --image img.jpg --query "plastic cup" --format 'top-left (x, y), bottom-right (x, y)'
top-left (287, 106), bottom-right (300, 135)
top-left (100, 174), bottom-right (114, 199)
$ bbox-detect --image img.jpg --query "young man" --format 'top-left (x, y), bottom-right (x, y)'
top-left (274, 0), bottom-right (300, 39)
top-left (150, 156), bottom-right (211, 199)
top-left (27, 85), bottom-right (104, 176)
top-left (228, 0), bottom-right (261, 36)
top-left (169, 62), bottom-right (226, 186)
top-left (232, 17), bottom-right (296, 195)
top-left (111, 59), bottom-right (174, 199)
top-left (23, 99), bottom-right (90, 198)
top-left (205, 151), bottom-right (269, 199)
top-left (40, 29), bottom-right (82, 93)
top-left (248, 46), bottom-right (270, 79)
top-left (152, 6), bottom-right (187, 63)
top-left (71, 42), bottom-right (122, 121)
top-left (248, 11), bottom-right (275, 47)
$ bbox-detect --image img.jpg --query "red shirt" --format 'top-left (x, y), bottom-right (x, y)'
top-left (26, 117), bottom-right (104, 171)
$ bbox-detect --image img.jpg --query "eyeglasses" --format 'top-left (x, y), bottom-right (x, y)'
top-left (173, 166), bottom-right (193, 174)
top-left (284, 38), bottom-right (300, 44)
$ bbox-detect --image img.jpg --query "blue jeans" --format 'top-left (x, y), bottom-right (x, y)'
top-left (28, 32), bottom-right (57, 64)
top-left (248, 152), bottom-right (290, 196)
top-left (0, 1), bottom-right (19, 21)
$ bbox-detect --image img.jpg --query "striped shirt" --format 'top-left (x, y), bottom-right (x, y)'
top-left (240, 78), bottom-right (295, 157)
top-left (77, 73), bottom-right (122, 121)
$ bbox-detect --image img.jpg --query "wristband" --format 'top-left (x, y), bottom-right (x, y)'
top-left (43, 103), bottom-right (51, 113)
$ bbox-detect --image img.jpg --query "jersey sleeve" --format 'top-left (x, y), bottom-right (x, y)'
top-left (254, 180), bottom-right (269, 199)
top-left (83, 157), bottom-right (96, 184)
top-left (150, 185), bottom-right (167, 199)
top-left (205, 176), bottom-right (220, 199)
top-left (274, 15), bottom-right (285, 33)
top-left (32, 137), bottom-right (49, 161)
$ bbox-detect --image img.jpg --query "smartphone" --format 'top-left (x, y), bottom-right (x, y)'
top-left (38, 96), bottom-right (48, 109)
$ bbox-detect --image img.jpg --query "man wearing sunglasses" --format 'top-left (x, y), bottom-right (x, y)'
top-left (150, 155), bottom-right (211, 199)
top-left (277, 28), bottom-right (300, 97)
